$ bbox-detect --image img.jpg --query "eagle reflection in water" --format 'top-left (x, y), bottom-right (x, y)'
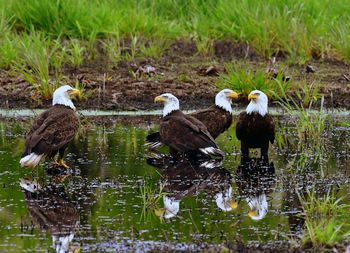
top-left (235, 157), bottom-right (276, 221)
top-left (147, 155), bottom-right (238, 219)
top-left (20, 178), bottom-right (80, 253)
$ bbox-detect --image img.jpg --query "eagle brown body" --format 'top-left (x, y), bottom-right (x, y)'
top-left (22, 105), bottom-right (80, 162)
top-left (146, 105), bottom-right (232, 148)
top-left (159, 110), bottom-right (224, 157)
top-left (236, 112), bottom-right (275, 161)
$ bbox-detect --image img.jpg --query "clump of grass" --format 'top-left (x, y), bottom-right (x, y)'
top-left (140, 39), bottom-right (169, 59)
top-left (66, 39), bottom-right (85, 68)
top-left (0, 15), bottom-right (18, 69)
top-left (194, 36), bottom-right (214, 57)
top-left (275, 82), bottom-right (331, 171)
top-left (217, 63), bottom-right (290, 99)
top-left (103, 36), bottom-right (122, 64)
top-left (299, 190), bottom-right (350, 247)
top-left (139, 181), bottom-right (166, 221)
top-left (12, 33), bottom-right (62, 101)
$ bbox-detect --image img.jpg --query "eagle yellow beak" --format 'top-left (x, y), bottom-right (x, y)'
top-left (154, 96), bottom-right (167, 103)
top-left (248, 208), bottom-right (258, 218)
top-left (228, 91), bottom-right (239, 100)
top-left (69, 88), bottom-right (81, 98)
top-left (248, 93), bottom-right (258, 101)
top-left (229, 200), bottom-right (238, 209)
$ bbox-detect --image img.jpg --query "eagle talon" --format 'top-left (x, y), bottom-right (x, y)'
top-left (52, 159), bottom-right (70, 169)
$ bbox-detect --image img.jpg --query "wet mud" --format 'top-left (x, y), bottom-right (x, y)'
top-left (0, 40), bottom-right (349, 110)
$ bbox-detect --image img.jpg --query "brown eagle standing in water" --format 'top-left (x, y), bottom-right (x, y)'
top-left (153, 93), bottom-right (224, 157)
top-left (20, 85), bottom-right (80, 168)
top-left (236, 90), bottom-right (275, 161)
top-left (146, 89), bottom-right (239, 149)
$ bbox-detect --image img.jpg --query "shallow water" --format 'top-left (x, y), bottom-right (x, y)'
top-left (0, 117), bottom-right (349, 252)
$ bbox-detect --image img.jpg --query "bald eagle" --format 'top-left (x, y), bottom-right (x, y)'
top-left (153, 93), bottom-right (224, 157)
top-left (146, 89), bottom-right (238, 149)
top-left (20, 85), bottom-right (80, 168)
top-left (236, 90), bottom-right (275, 161)
top-left (20, 178), bottom-right (80, 252)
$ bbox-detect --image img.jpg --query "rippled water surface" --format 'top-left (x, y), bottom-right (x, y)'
top-left (0, 115), bottom-right (349, 252)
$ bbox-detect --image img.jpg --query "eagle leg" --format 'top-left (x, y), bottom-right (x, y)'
top-left (240, 142), bottom-right (250, 162)
top-left (260, 143), bottom-right (269, 163)
top-left (58, 158), bottom-right (70, 169)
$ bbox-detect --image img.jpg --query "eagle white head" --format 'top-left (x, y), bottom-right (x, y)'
top-left (52, 85), bottom-right (80, 110)
top-left (215, 89), bottom-right (239, 113)
top-left (215, 186), bottom-right (238, 212)
top-left (246, 194), bottom-right (268, 221)
top-left (246, 90), bottom-right (268, 116)
top-left (154, 93), bottom-right (180, 117)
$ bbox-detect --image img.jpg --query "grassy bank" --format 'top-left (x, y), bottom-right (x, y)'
top-left (1, 0), bottom-right (350, 62)
top-left (0, 0), bottom-right (349, 104)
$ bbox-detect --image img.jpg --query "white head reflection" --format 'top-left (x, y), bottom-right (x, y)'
top-left (215, 186), bottom-right (238, 212)
top-left (246, 193), bottom-right (268, 221)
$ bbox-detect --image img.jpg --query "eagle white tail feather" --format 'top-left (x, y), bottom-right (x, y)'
top-left (199, 147), bottom-right (225, 157)
top-left (144, 141), bottom-right (164, 149)
top-left (20, 153), bottom-right (44, 168)
top-left (200, 160), bottom-right (223, 169)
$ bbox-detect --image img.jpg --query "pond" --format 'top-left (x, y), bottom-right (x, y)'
top-left (0, 114), bottom-right (349, 252)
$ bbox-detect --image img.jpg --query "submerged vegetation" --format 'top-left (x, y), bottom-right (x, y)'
top-left (300, 190), bottom-right (350, 247)
top-left (274, 81), bottom-right (332, 172)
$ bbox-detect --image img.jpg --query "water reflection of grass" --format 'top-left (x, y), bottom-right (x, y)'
top-left (299, 190), bottom-right (350, 247)
top-left (139, 181), bottom-right (166, 221)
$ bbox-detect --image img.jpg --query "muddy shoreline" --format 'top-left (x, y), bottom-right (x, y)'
top-left (0, 40), bottom-right (349, 110)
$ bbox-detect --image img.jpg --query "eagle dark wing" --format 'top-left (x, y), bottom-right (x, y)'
top-left (235, 112), bottom-right (248, 141)
top-left (265, 114), bottom-right (275, 144)
top-left (191, 105), bottom-right (232, 139)
top-left (23, 105), bottom-right (79, 156)
top-left (160, 111), bottom-right (219, 153)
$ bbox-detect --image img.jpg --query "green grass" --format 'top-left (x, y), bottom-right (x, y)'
top-left (274, 82), bottom-right (332, 171)
top-left (1, 0), bottom-right (350, 100)
top-left (12, 32), bottom-right (62, 101)
top-left (216, 63), bottom-right (290, 99)
top-left (300, 190), bottom-right (350, 247)
top-left (0, 0), bottom-right (349, 61)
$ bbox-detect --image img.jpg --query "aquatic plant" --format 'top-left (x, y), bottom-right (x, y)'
top-left (299, 190), bottom-right (350, 247)
top-left (139, 180), bottom-right (167, 221)
top-left (274, 81), bottom-right (331, 171)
